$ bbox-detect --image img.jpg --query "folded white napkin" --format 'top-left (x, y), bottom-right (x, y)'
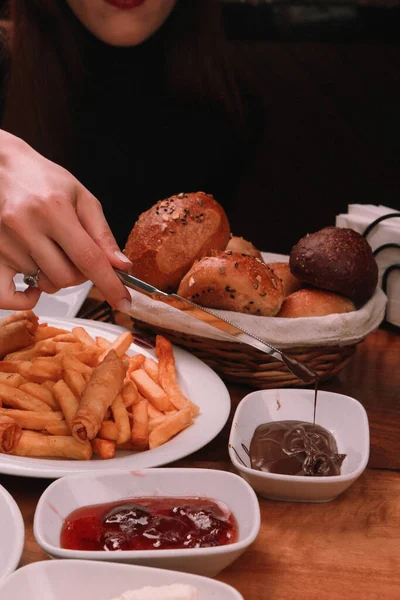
top-left (336, 204), bottom-right (400, 327)
top-left (127, 253), bottom-right (387, 349)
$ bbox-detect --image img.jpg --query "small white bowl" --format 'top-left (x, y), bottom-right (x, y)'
top-left (33, 468), bottom-right (260, 577)
top-left (0, 483), bottom-right (24, 581)
top-left (228, 389), bottom-right (370, 503)
top-left (0, 559), bottom-right (244, 600)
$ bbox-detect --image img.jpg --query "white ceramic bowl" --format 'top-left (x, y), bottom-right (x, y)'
top-left (228, 389), bottom-right (370, 503)
top-left (0, 483), bottom-right (24, 581)
top-left (0, 559), bottom-right (244, 600)
top-left (33, 468), bottom-right (260, 577)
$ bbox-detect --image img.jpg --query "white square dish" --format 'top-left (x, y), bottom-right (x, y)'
top-left (33, 468), bottom-right (260, 577)
top-left (0, 559), bottom-right (244, 599)
top-left (228, 389), bottom-right (370, 503)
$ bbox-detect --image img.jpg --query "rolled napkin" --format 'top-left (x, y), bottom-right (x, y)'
top-left (0, 415), bottom-right (22, 454)
top-left (336, 204), bottom-right (400, 327)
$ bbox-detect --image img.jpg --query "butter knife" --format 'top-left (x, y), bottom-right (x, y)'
top-left (115, 269), bottom-right (317, 384)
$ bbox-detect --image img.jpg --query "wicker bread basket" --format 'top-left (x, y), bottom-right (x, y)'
top-left (128, 252), bottom-right (387, 390)
top-left (133, 319), bottom-right (357, 389)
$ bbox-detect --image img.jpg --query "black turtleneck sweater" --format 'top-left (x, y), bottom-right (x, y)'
top-left (0, 15), bottom-right (258, 249)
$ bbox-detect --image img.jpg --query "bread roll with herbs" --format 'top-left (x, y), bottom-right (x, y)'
top-left (225, 235), bottom-right (263, 260)
top-left (177, 251), bottom-right (284, 316)
top-left (124, 192), bottom-right (230, 292)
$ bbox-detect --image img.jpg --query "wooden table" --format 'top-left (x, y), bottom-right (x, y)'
top-left (1, 292), bottom-right (400, 600)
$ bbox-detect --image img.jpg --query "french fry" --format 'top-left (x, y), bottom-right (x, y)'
top-left (19, 382), bottom-right (60, 411)
top-left (130, 369), bottom-right (174, 412)
top-left (127, 354), bottom-right (146, 374)
top-left (98, 420), bottom-right (119, 441)
top-left (42, 381), bottom-right (56, 391)
top-left (12, 430), bottom-right (92, 460)
top-left (35, 325), bottom-right (68, 341)
top-left (0, 383), bottom-right (52, 412)
top-left (147, 403), bottom-right (163, 420)
top-left (96, 336), bottom-right (111, 351)
top-left (53, 380), bottom-right (79, 433)
top-left (28, 359), bottom-right (63, 382)
top-left (130, 399), bottom-right (149, 450)
top-left (72, 327), bottom-right (96, 346)
top-left (111, 394), bottom-right (131, 444)
top-left (155, 335), bottom-right (200, 417)
top-left (51, 333), bottom-right (80, 343)
top-left (0, 373), bottom-right (27, 388)
top-left (45, 420), bottom-right (70, 436)
top-left (0, 361), bottom-right (22, 374)
top-left (91, 438), bottom-right (115, 459)
top-left (149, 408), bottom-right (193, 449)
top-left (143, 358), bottom-right (159, 384)
top-left (98, 332), bottom-right (134, 361)
top-left (0, 408), bottom-right (64, 430)
top-left (121, 380), bottom-right (139, 408)
top-left (55, 342), bottom-right (86, 353)
top-left (148, 415), bottom-right (167, 433)
top-left (63, 368), bottom-right (87, 398)
top-left (62, 354), bottom-right (92, 375)
top-left (63, 348), bottom-right (101, 367)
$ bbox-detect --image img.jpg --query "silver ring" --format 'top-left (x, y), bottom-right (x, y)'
top-left (23, 269), bottom-right (41, 288)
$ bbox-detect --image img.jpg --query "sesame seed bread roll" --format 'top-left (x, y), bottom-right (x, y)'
top-left (177, 251), bottom-right (284, 316)
top-left (124, 192), bottom-right (231, 292)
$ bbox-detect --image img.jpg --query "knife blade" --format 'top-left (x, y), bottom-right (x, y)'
top-left (114, 269), bottom-right (317, 384)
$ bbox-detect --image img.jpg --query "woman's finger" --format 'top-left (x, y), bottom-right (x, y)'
top-left (49, 205), bottom-right (132, 311)
top-left (76, 190), bottom-right (132, 271)
top-left (0, 264), bottom-right (41, 310)
top-left (0, 225), bottom-right (60, 295)
top-left (28, 236), bottom-right (88, 290)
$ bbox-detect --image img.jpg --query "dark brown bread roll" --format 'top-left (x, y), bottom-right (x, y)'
top-left (289, 227), bottom-right (378, 305)
top-left (124, 192), bottom-right (231, 292)
top-left (277, 288), bottom-right (356, 318)
top-left (177, 251), bottom-right (284, 316)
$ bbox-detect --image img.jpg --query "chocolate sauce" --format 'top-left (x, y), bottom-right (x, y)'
top-left (249, 420), bottom-right (346, 477)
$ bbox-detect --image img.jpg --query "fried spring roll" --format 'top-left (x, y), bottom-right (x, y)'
top-left (0, 320), bottom-right (36, 359)
top-left (0, 383), bottom-right (52, 412)
top-left (72, 350), bottom-right (127, 442)
top-left (0, 415), bottom-right (22, 454)
top-left (0, 408), bottom-right (63, 430)
top-left (12, 430), bottom-right (92, 460)
top-left (0, 310), bottom-right (38, 330)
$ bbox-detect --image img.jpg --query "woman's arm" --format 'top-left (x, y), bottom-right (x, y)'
top-left (0, 129), bottom-right (132, 311)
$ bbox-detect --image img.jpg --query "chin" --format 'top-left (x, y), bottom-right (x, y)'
top-left (91, 23), bottom-right (154, 46)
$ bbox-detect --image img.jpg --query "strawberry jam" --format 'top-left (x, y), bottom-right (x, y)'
top-left (60, 497), bottom-right (237, 551)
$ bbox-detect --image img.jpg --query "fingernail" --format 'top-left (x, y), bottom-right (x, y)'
top-left (116, 297), bottom-right (132, 314)
top-left (114, 250), bottom-right (132, 264)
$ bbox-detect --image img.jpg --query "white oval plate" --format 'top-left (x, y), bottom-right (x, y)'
top-left (0, 484), bottom-right (24, 580)
top-left (0, 317), bottom-right (230, 478)
top-left (0, 278), bottom-right (92, 320)
top-left (0, 559), bottom-right (244, 599)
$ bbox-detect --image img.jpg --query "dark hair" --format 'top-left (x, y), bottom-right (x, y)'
top-left (3, 0), bottom-right (244, 169)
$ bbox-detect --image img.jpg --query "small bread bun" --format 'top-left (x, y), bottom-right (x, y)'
top-left (277, 288), bottom-right (356, 318)
top-left (177, 251), bottom-right (284, 316)
top-left (289, 226), bottom-right (378, 305)
top-left (124, 192), bottom-right (231, 292)
top-left (267, 262), bottom-right (303, 297)
top-left (225, 235), bottom-right (263, 260)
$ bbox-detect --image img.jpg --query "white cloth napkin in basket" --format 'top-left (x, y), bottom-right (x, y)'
top-left (127, 253), bottom-right (387, 350)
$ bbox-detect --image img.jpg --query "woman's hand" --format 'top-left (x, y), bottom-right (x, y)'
top-left (0, 130), bottom-right (132, 311)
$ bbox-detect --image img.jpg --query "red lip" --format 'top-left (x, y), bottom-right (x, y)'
top-left (105, 0), bottom-right (146, 9)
